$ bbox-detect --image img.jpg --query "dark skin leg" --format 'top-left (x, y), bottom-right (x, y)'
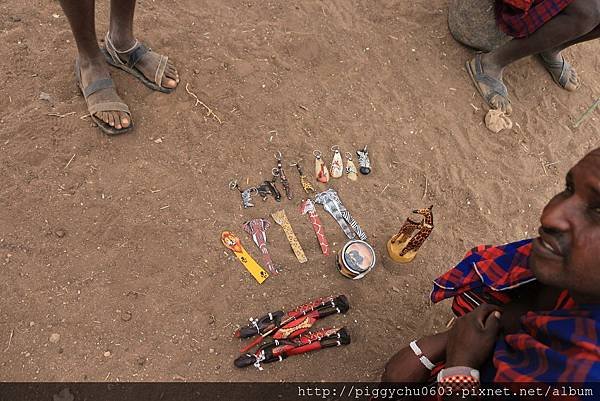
top-left (473, 0), bottom-right (600, 113)
top-left (58, 0), bottom-right (130, 129)
top-left (543, 24), bottom-right (600, 59)
top-left (108, 0), bottom-right (179, 89)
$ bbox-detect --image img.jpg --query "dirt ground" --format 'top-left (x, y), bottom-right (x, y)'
top-left (1, 0), bottom-right (599, 383)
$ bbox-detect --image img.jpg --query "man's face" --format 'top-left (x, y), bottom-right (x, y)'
top-left (530, 150), bottom-right (600, 303)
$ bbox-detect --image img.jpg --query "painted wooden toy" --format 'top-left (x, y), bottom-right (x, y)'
top-left (387, 205), bottom-right (434, 263)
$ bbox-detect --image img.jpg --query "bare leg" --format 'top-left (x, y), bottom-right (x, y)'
top-left (471, 0), bottom-right (600, 112)
top-left (539, 24), bottom-right (600, 91)
top-left (58, 0), bottom-right (130, 129)
top-left (108, 0), bottom-right (179, 89)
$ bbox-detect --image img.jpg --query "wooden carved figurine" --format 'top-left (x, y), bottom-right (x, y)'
top-left (387, 205), bottom-right (434, 263)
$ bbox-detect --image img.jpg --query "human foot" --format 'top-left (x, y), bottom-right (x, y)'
top-left (103, 32), bottom-right (180, 92)
top-left (539, 51), bottom-right (579, 91)
top-left (75, 57), bottom-right (132, 134)
top-left (466, 53), bottom-right (513, 115)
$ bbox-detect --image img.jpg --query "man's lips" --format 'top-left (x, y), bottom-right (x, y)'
top-left (534, 227), bottom-right (565, 258)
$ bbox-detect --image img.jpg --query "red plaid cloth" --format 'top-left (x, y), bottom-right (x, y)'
top-left (431, 239), bottom-right (600, 383)
top-left (497, 0), bottom-right (576, 38)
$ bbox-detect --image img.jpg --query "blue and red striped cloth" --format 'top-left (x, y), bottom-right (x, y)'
top-left (497, 0), bottom-right (577, 38)
top-left (431, 239), bottom-right (600, 382)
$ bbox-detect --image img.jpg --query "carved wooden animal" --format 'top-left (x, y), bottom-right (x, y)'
top-left (387, 205), bottom-right (434, 263)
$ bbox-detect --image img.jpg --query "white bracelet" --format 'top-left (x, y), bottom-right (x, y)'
top-left (409, 340), bottom-right (435, 370)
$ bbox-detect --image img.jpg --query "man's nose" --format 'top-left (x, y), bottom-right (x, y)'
top-left (540, 196), bottom-right (573, 233)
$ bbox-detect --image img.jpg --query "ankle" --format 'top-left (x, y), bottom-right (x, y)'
top-left (78, 54), bottom-right (107, 70)
top-left (108, 30), bottom-right (137, 52)
top-left (481, 53), bottom-right (504, 75)
top-left (540, 50), bottom-right (561, 60)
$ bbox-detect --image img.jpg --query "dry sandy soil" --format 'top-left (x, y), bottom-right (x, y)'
top-left (1, 0), bottom-right (599, 383)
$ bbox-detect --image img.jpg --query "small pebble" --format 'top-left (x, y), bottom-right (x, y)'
top-left (39, 92), bottom-right (51, 102)
top-left (209, 348), bottom-right (215, 354)
top-left (391, 286), bottom-right (401, 293)
top-left (54, 229), bottom-right (66, 238)
top-left (10, 16), bottom-right (22, 22)
top-left (103, 351), bottom-right (111, 357)
top-left (49, 333), bottom-right (60, 343)
top-left (120, 312), bottom-right (132, 322)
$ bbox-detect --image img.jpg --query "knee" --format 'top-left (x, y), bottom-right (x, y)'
top-left (566, 0), bottom-right (600, 30)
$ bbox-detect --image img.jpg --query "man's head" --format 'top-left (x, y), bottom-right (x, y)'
top-left (530, 148), bottom-right (600, 303)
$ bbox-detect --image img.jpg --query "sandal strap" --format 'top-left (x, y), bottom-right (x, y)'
top-left (127, 43), bottom-right (150, 69)
top-left (154, 55), bottom-right (168, 86)
top-left (104, 32), bottom-right (150, 69)
top-left (540, 54), bottom-right (571, 88)
top-left (83, 78), bottom-right (114, 98)
top-left (88, 101), bottom-right (131, 116)
top-left (473, 53), bottom-right (508, 100)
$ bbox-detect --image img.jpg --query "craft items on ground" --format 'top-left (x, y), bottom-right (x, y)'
top-left (272, 151), bottom-right (293, 200)
top-left (356, 145), bottom-right (371, 175)
top-left (234, 327), bottom-right (350, 369)
top-left (243, 218), bottom-right (279, 275)
top-left (345, 152), bottom-right (358, 181)
top-left (234, 295), bottom-right (350, 369)
top-left (229, 180), bottom-right (257, 209)
top-left (290, 160), bottom-right (315, 194)
top-left (387, 205), bottom-right (434, 263)
top-left (271, 210), bottom-right (308, 263)
top-left (257, 180), bottom-right (281, 202)
top-left (337, 239), bottom-right (376, 280)
top-left (314, 189), bottom-right (368, 241)
top-left (330, 145), bottom-right (344, 178)
top-left (299, 199), bottom-right (330, 256)
top-left (313, 150), bottom-right (330, 183)
top-left (221, 231), bottom-right (270, 283)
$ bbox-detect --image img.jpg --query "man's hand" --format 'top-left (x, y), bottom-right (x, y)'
top-left (446, 304), bottom-right (502, 369)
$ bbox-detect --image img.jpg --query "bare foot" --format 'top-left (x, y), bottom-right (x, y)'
top-left (109, 35), bottom-right (180, 90)
top-left (539, 51), bottom-right (579, 91)
top-left (78, 57), bottom-right (131, 130)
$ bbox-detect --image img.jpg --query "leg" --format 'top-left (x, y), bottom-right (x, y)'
top-left (108, 0), bottom-right (179, 89)
top-left (540, 23), bottom-right (600, 90)
top-left (471, 0), bottom-right (600, 112)
top-left (58, 0), bottom-right (131, 130)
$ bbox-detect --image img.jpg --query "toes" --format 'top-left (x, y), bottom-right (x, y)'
top-left (113, 112), bottom-right (122, 130)
top-left (107, 112), bottom-right (115, 127)
top-left (567, 71), bottom-right (579, 91)
top-left (490, 95), bottom-right (512, 115)
top-left (162, 76), bottom-right (177, 89)
top-left (120, 112), bottom-right (131, 128)
top-left (98, 111), bottom-right (110, 124)
top-left (166, 63), bottom-right (180, 82)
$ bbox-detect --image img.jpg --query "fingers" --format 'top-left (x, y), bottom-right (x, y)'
top-left (484, 310), bottom-right (502, 332)
top-left (473, 304), bottom-right (503, 328)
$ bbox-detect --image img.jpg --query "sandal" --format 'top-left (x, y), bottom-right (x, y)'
top-left (538, 54), bottom-right (579, 91)
top-left (466, 53), bottom-right (512, 115)
top-left (74, 60), bottom-right (133, 135)
top-left (101, 32), bottom-right (175, 94)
